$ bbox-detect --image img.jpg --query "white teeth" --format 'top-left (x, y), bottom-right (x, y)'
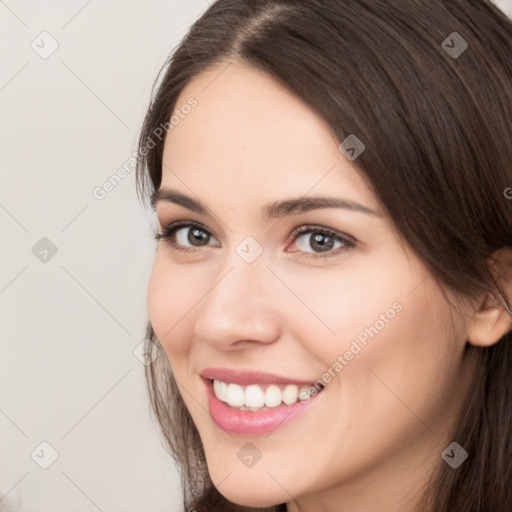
top-left (265, 384), bottom-right (282, 408)
top-left (245, 385), bottom-right (265, 407)
top-left (213, 379), bottom-right (320, 410)
top-left (213, 379), bottom-right (228, 402)
top-left (226, 383), bottom-right (245, 407)
top-left (282, 384), bottom-right (299, 404)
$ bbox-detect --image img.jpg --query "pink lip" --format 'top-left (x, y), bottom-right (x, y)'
top-left (201, 370), bottom-right (325, 436)
top-left (200, 367), bottom-right (318, 386)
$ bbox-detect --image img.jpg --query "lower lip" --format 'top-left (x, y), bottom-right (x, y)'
top-left (204, 379), bottom-right (324, 436)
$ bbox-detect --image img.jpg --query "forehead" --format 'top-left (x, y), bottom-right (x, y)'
top-left (160, 61), bottom-right (377, 212)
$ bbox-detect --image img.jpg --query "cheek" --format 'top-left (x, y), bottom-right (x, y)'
top-left (278, 256), bottom-right (409, 356)
top-left (288, 255), bottom-right (456, 395)
top-left (147, 253), bottom-right (198, 355)
top-left (327, 272), bottom-right (461, 441)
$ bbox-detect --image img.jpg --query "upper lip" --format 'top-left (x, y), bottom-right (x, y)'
top-left (201, 367), bottom-right (319, 386)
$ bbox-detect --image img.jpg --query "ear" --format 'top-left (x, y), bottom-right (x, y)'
top-left (467, 248), bottom-right (512, 347)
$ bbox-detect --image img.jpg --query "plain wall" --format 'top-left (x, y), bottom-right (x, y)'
top-left (1, 1), bottom-right (208, 511)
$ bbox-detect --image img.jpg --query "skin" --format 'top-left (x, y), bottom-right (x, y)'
top-left (147, 60), bottom-right (510, 511)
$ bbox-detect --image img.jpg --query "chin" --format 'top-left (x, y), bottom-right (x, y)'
top-left (216, 486), bottom-right (285, 508)
top-left (206, 461), bottom-right (288, 507)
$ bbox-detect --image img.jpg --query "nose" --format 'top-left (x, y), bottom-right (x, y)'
top-left (193, 254), bottom-right (282, 350)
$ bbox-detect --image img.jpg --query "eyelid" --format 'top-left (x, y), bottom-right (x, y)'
top-left (288, 224), bottom-right (356, 245)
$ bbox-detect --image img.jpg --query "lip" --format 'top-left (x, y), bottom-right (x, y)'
top-left (201, 370), bottom-right (325, 436)
top-left (200, 367), bottom-right (319, 386)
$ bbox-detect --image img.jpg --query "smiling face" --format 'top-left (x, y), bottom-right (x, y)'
top-left (147, 61), bottom-right (477, 510)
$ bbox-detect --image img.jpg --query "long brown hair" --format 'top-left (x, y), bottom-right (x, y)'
top-left (135, 1), bottom-right (512, 510)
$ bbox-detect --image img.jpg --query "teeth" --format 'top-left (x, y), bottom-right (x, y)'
top-left (265, 384), bottom-right (282, 408)
top-left (282, 384), bottom-right (299, 405)
top-left (213, 379), bottom-right (320, 410)
top-left (213, 379), bottom-right (228, 402)
top-left (226, 383), bottom-right (245, 407)
top-left (245, 384), bottom-right (265, 407)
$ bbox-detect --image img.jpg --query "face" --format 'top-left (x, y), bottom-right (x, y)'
top-left (147, 61), bottom-right (476, 510)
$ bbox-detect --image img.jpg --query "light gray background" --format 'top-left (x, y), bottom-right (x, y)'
top-left (2, 1), bottom-right (512, 511)
top-left (1, 1), bottom-right (209, 511)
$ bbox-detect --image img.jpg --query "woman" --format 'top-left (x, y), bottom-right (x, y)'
top-left (135, 1), bottom-right (512, 510)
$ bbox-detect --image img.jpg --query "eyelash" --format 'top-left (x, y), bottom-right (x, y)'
top-left (153, 220), bottom-right (355, 260)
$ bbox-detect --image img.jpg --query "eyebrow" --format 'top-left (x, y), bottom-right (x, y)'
top-left (150, 187), bottom-right (381, 219)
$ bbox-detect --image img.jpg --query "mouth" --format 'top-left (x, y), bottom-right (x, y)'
top-left (201, 371), bottom-right (325, 436)
top-left (211, 379), bottom-right (322, 411)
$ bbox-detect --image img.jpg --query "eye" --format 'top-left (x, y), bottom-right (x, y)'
top-left (154, 221), bottom-right (220, 253)
top-left (155, 221), bottom-right (355, 259)
top-left (287, 225), bottom-right (354, 260)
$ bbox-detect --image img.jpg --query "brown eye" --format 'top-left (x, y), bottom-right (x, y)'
top-left (299, 231), bottom-right (337, 252)
top-left (178, 226), bottom-right (211, 246)
top-left (155, 222), bottom-right (220, 251)
top-left (288, 225), bottom-right (355, 260)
